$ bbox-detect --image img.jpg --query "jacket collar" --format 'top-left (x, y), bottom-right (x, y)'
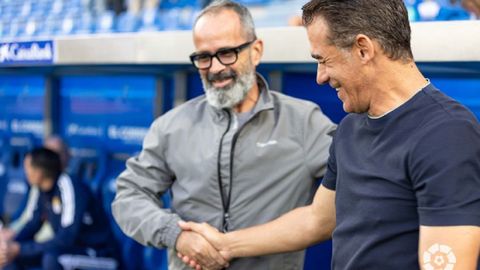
top-left (253, 72), bottom-right (275, 113)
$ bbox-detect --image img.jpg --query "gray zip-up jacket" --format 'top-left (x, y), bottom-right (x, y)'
top-left (112, 74), bottom-right (336, 270)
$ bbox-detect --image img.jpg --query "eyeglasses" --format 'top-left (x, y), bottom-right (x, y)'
top-left (189, 40), bottom-right (256, 70)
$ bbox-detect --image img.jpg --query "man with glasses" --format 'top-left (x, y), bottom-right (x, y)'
top-left (112, 0), bottom-right (336, 269)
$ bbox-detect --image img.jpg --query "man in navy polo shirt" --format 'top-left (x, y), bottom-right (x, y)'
top-left (177, 0), bottom-right (480, 269)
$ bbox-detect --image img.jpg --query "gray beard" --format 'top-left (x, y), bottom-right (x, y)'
top-left (202, 70), bottom-right (256, 109)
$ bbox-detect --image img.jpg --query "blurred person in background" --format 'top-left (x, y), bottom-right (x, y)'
top-left (458, 0), bottom-right (480, 15)
top-left (107, 0), bottom-right (127, 14)
top-left (0, 136), bottom-right (70, 242)
top-left (111, 0), bottom-right (336, 269)
top-left (125, 0), bottom-right (160, 14)
top-left (0, 148), bottom-right (119, 270)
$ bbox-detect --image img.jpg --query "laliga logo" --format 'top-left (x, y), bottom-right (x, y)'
top-left (422, 243), bottom-right (456, 270)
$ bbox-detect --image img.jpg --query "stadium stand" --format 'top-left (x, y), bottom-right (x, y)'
top-left (0, 0), bottom-right (476, 39)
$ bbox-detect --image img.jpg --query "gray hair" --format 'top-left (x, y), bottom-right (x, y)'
top-left (302, 0), bottom-right (413, 62)
top-left (194, 0), bottom-right (257, 40)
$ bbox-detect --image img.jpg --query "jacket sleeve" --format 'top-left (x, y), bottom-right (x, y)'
top-left (18, 177), bottom-right (88, 257)
top-left (303, 105), bottom-right (337, 179)
top-left (14, 193), bottom-right (43, 242)
top-left (112, 119), bottom-right (182, 249)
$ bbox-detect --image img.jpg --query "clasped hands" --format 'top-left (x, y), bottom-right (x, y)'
top-left (175, 221), bottom-right (231, 270)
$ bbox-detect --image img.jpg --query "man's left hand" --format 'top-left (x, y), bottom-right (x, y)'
top-left (0, 241), bottom-right (20, 267)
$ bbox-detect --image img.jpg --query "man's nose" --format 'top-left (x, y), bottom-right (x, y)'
top-left (209, 56), bottom-right (226, 74)
top-left (316, 64), bottom-right (329, 85)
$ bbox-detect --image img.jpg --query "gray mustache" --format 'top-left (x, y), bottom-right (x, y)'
top-left (207, 70), bottom-right (237, 82)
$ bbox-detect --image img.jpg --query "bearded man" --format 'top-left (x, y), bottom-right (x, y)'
top-left (112, 1), bottom-right (335, 269)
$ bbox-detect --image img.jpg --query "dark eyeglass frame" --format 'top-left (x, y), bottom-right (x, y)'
top-left (189, 40), bottom-right (256, 70)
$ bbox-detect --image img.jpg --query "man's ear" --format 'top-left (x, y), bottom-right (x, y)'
top-left (353, 34), bottom-right (375, 63)
top-left (251, 39), bottom-right (264, 66)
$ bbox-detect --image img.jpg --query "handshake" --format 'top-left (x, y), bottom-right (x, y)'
top-left (175, 221), bottom-right (231, 270)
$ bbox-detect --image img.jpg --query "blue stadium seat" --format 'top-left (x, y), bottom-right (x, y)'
top-left (37, 15), bottom-right (61, 37)
top-left (95, 10), bottom-right (117, 33)
top-left (1, 135), bottom-right (35, 224)
top-left (0, 134), bottom-right (9, 224)
top-left (236, 0), bottom-right (272, 5)
top-left (160, 0), bottom-right (201, 9)
top-left (24, 19), bottom-right (41, 37)
top-left (74, 12), bottom-right (96, 34)
top-left (102, 171), bottom-right (145, 270)
top-left (0, 21), bottom-right (9, 38)
top-left (143, 191), bottom-right (170, 270)
top-left (30, 1), bottom-right (54, 18)
top-left (50, 0), bottom-right (64, 16)
top-left (143, 247), bottom-right (168, 270)
top-left (58, 15), bottom-right (77, 35)
top-left (63, 5), bottom-right (82, 17)
top-left (159, 7), bottom-right (198, 30)
top-left (116, 11), bottom-right (141, 33)
top-left (253, 1), bottom-right (303, 27)
top-left (66, 0), bottom-right (83, 7)
top-left (416, 0), bottom-right (471, 21)
top-left (19, 1), bottom-right (33, 17)
top-left (67, 144), bottom-right (108, 196)
top-left (436, 3), bottom-right (471, 20)
top-left (6, 19), bottom-right (25, 38)
top-left (139, 9), bottom-right (163, 32)
top-left (1, 7), bottom-right (15, 22)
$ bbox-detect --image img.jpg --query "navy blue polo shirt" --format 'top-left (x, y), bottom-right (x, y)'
top-left (323, 84), bottom-right (480, 269)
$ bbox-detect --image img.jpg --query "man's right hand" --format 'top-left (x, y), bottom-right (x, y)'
top-left (0, 229), bottom-right (15, 242)
top-left (175, 230), bottom-right (229, 270)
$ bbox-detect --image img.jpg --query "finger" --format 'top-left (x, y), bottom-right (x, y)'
top-left (192, 241), bottom-right (228, 269)
top-left (177, 252), bottom-right (184, 258)
top-left (178, 220), bottom-right (192, 231)
top-left (187, 223), bottom-right (210, 238)
top-left (189, 259), bottom-right (199, 268)
top-left (206, 245), bottom-right (229, 267)
top-left (182, 254), bottom-right (201, 270)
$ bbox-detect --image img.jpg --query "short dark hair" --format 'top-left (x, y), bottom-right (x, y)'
top-left (29, 147), bottom-right (62, 181)
top-left (194, 0), bottom-right (257, 41)
top-left (302, 0), bottom-right (413, 61)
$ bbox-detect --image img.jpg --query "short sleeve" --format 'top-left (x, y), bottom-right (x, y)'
top-left (303, 105), bottom-right (336, 179)
top-left (321, 135), bottom-right (337, 191)
top-left (410, 118), bottom-right (480, 226)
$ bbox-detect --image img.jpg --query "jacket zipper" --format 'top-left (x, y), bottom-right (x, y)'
top-left (217, 109), bottom-right (232, 232)
top-left (218, 104), bottom-right (273, 232)
top-left (220, 111), bottom-right (262, 232)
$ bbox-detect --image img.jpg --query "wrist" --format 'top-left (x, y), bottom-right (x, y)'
top-left (222, 232), bottom-right (236, 258)
top-left (174, 230), bottom-right (188, 251)
top-left (164, 217), bottom-right (183, 249)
